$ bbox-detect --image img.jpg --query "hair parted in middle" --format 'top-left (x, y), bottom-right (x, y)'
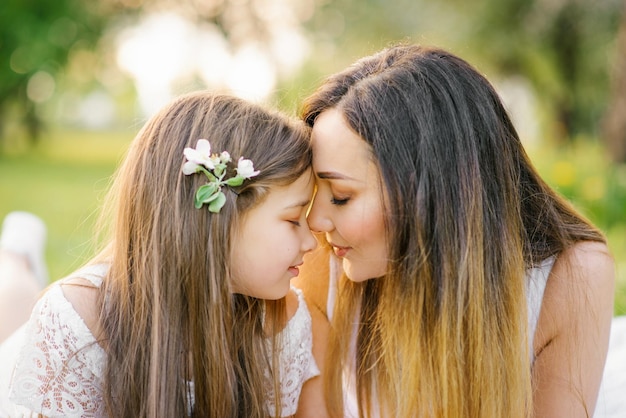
top-left (95, 92), bottom-right (312, 417)
top-left (301, 44), bottom-right (604, 417)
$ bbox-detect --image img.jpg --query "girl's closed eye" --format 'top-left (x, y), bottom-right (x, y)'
top-left (288, 219), bottom-right (301, 226)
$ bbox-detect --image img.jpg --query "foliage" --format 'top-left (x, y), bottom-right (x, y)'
top-left (527, 137), bottom-right (626, 314)
top-left (302, 0), bottom-right (623, 144)
top-left (0, 0), bottom-right (114, 145)
top-left (463, 0), bottom-right (623, 142)
top-left (603, 7), bottom-right (626, 163)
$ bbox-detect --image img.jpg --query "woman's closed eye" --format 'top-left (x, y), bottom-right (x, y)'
top-left (331, 196), bottom-right (350, 206)
top-left (288, 219), bottom-right (301, 226)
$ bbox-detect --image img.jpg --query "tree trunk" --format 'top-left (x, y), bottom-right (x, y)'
top-left (602, 0), bottom-right (626, 164)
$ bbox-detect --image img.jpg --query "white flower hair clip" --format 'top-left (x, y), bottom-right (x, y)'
top-left (182, 139), bottom-right (260, 213)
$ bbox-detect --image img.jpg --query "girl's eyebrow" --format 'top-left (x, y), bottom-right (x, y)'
top-left (286, 199), bottom-right (312, 209)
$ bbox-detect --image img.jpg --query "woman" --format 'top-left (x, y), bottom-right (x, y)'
top-left (296, 44), bottom-right (616, 417)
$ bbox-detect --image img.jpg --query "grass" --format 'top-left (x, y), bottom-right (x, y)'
top-left (1, 128), bottom-right (625, 314)
top-left (0, 129), bottom-right (132, 280)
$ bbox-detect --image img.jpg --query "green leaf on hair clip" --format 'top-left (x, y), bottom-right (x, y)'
top-left (195, 183), bottom-right (218, 209)
top-left (208, 192), bottom-right (226, 213)
top-left (225, 176), bottom-right (245, 187)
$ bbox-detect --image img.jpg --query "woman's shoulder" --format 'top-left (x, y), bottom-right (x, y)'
top-left (534, 240), bottom-right (615, 353)
top-left (543, 240), bottom-right (614, 315)
top-left (552, 241), bottom-right (614, 290)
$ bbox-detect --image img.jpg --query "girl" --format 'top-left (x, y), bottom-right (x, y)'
top-left (1, 92), bottom-right (327, 417)
top-left (296, 44), bottom-right (619, 417)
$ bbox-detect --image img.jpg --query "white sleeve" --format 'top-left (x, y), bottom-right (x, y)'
top-left (7, 284), bottom-right (106, 418)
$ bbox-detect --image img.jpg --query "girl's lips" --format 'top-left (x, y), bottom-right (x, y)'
top-left (288, 262), bottom-right (303, 277)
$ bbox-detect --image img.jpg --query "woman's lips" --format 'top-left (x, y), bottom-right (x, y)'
top-left (331, 243), bottom-right (350, 257)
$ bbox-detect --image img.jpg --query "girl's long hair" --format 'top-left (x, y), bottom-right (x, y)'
top-left (95, 92), bottom-right (311, 417)
top-left (301, 44), bottom-right (604, 418)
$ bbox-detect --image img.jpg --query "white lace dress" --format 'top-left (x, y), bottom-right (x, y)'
top-left (0, 265), bottom-right (319, 417)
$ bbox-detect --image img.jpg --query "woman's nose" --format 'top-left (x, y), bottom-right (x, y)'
top-left (300, 226), bottom-right (318, 253)
top-left (307, 196), bottom-right (333, 233)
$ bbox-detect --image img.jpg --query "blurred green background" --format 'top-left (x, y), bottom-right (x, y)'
top-left (1, 0), bottom-right (625, 314)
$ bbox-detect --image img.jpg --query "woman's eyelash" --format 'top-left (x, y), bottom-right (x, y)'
top-left (331, 197), bottom-right (349, 206)
top-left (288, 220), bottom-right (301, 226)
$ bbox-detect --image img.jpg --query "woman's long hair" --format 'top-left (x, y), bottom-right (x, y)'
top-left (95, 92), bottom-right (311, 417)
top-left (302, 44), bottom-right (604, 417)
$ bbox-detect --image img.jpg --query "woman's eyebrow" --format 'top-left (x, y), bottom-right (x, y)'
top-left (316, 171), bottom-right (357, 181)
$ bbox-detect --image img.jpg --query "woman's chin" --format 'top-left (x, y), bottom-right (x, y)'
top-left (342, 260), bottom-right (383, 283)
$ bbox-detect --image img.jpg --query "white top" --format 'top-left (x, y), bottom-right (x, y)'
top-left (0, 265), bottom-right (319, 417)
